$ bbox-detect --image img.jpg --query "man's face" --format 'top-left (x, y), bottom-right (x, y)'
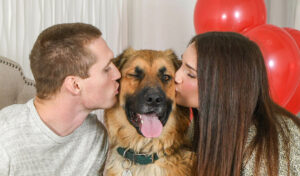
top-left (80, 37), bottom-right (121, 110)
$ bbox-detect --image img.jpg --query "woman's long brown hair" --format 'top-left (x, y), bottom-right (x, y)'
top-left (191, 32), bottom-right (300, 176)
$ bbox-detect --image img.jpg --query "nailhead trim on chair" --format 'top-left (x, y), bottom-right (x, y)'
top-left (0, 56), bottom-right (35, 87)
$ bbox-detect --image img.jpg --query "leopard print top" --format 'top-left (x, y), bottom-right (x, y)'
top-left (242, 117), bottom-right (300, 176)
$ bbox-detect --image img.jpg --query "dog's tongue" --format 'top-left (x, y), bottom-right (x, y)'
top-left (139, 113), bottom-right (163, 138)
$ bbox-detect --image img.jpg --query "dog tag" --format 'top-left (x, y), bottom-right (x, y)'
top-left (122, 169), bottom-right (132, 176)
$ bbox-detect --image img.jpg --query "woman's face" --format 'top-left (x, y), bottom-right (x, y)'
top-left (175, 43), bottom-right (199, 108)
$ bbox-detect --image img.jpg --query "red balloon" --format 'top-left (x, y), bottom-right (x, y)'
top-left (244, 24), bottom-right (300, 106)
top-left (194, 0), bottom-right (267, 34)
top-left (283, 27), bottom-right (300, 114)
top-left (284, 28), bottom-right (300, 44)
top-left (285, 84), bottom-right (300, 114)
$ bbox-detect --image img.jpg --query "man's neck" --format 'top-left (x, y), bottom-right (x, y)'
top-left (33, 95), bottom-right (90, 137)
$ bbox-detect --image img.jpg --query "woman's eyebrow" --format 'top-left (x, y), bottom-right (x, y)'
top-left (182, 54), bottom-right (196, 71)
top-left (185, 63), bottom-right (196, 71)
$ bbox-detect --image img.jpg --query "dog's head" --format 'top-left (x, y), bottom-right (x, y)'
top-left (115, 48), bottom-right (181, 138)
top-left (105, 48), bottom-right (189, 153)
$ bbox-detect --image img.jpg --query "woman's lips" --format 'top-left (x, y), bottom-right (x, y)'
top-left (175, 85), bottom-right (180, 92)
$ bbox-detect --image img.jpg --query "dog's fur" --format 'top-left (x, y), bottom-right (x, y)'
top-left (104, 48), bottom-right (193, 176)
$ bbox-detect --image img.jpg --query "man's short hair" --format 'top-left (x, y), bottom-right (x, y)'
top-left (30, 23), bottom-right (102, 99)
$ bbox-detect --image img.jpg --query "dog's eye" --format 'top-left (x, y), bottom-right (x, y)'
top-left (127, 73), bottom-right (142, 79)
top-left (162, 75), bottom-right (171, 82)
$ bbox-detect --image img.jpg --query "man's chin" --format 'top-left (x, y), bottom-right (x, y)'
top-left (102, 97), bottom-right (118, 109)
top-left (89, 97), bottom-right (117, 111)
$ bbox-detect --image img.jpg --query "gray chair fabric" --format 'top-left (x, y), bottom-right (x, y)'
top-left (0, 56), bottom-right (36, 109)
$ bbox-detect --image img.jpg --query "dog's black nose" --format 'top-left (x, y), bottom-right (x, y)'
top-left (145, 94), bottom-right (162, 104)
top-left (144, 88), bottom-right (165, 106)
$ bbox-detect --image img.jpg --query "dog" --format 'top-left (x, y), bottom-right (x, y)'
top-left (104, 48), bottom-right (193, 176)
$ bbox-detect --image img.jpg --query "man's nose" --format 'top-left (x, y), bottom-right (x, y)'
top-left (112, 65), bottom-right (121, 80)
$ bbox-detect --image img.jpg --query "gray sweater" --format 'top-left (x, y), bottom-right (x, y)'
top-left (0, 99), bottom-right (108, 176)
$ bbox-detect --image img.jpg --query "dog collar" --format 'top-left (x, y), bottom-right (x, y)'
top-left (117, 147), bottom-right (159, 165)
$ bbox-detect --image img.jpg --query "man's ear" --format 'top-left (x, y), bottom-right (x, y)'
top-left (63, 76), bottom-right (81, 95)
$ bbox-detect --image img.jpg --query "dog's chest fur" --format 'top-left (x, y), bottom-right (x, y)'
top-left (104, 147), bottom-right (193, 176)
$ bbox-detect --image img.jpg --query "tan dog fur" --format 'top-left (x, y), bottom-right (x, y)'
top-left (104, 48), bottom-right (193, 176)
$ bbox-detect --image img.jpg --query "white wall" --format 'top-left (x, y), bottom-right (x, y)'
top-left (127, 0), bottom-right (197, 57)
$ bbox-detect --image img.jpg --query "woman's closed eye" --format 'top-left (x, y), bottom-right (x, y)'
top-left (187, 73), bottom-right (196, 79)
top-left (183, 68), bottom-right (196, 79)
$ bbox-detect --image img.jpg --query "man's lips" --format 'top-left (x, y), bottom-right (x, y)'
top-left (114, 83), bottom-right (119, 94)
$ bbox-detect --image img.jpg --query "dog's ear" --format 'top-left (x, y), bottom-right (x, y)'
top-left (113, 48), bottom-right (135, 70)
top-left (163, 49), bottom-right (182, 71)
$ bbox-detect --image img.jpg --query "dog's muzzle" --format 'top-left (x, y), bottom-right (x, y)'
top-left (125, 87), bottom-right (172, 138)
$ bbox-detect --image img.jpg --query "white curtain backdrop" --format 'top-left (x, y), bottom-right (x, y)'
top-left (265, 0), bottom-right (300, 28)
top-left (0, 0), bottom-right (128, 79)
top-left (296, 1), bottom-right (300, 29)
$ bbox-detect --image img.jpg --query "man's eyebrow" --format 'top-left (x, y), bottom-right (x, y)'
top-left (104, 60), bottom-right (112, 68)
top-left (185, 63), bottom-right (196, 71)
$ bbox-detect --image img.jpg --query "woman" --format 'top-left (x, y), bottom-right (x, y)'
top-left (175, 32), bottom-right (300, 176)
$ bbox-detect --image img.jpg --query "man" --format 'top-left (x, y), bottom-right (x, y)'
top-left (0, 23), bottom-right (121, 175)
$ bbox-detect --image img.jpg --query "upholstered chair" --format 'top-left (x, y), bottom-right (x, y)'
top-left (0, 56), bottom-right (36, 109)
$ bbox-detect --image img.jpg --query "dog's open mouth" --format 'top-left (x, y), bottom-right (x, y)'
top-left (127, 110), bottom-right (168, 138)
top-left (124, 87), bottom-right (172, 138)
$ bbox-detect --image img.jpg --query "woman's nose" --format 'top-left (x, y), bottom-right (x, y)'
top-left (175, 70), bottom-right (182, 84)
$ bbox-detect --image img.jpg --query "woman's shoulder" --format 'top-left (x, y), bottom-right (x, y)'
top-left (283, 116), bottom-right (300, 135)
top-left (279, 115), bottom-right (300, 146)
top-left (242, 115), bottom-right (300, 175)
top-left (279, 116), bottom-right (300, 175)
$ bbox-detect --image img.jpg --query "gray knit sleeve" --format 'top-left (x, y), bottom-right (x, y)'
top-left (0, 145), bottom-right (10, 175)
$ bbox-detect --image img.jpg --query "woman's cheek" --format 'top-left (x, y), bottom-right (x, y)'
top-left (183, 79), bottom-right (198, 107)
top-left (183, 79), bottom-right (198, 93)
